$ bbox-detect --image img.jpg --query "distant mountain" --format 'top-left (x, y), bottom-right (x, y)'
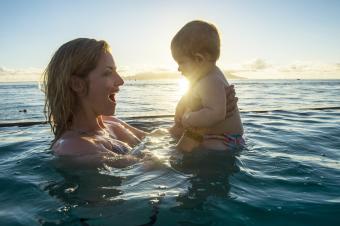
top-left (124, 72), bottom-right (179, 80)
top-left (223, 71), bottom-right (246, 79)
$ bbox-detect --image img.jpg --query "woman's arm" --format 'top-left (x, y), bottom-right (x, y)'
top-left (105, 116), bottom-right (148, 140)
top-left (53, 131), bottom-right (142, 168)
top-left (225, 84), bottom-right (238, 118)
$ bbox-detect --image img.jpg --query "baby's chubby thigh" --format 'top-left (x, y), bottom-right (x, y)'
top-left (201, 138), bottom-right (228, 151)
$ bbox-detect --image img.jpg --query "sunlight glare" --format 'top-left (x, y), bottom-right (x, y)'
top-left (178, 77), bottom-right (189, 95)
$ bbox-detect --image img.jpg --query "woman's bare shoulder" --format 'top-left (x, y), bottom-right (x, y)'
top-left (52, 131), bottom-right (98, 157)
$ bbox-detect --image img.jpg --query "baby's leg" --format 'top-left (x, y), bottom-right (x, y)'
top-left (202, 139), bottom-right (228, 151)
top-left (176, 129), bottom-right (203, 152)
top-left (202, 134), bottom-right (245, 151)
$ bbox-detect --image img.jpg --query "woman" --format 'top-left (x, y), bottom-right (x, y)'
top-left (43, 38), bottom-right (237, 167)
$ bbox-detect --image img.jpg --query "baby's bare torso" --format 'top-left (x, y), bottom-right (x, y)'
top-left (186, 67), bottom-right (243, 136)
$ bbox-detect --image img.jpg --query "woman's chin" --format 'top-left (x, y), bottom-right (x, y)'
top-left (103, 106), bottom-right (116, 116)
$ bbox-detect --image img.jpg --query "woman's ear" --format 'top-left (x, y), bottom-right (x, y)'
top-left (70, 76), bottom-right (86, 96)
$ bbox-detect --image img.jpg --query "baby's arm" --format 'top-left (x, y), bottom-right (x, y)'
top-left (181, 77), bottom-right (226, 128)
top-left (174, 95), bottom-right (188, 125)
top-left (170, 95), bottom-right (188, 138)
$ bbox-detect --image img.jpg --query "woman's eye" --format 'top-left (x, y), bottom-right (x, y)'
top-left (104, 71), bottom-right (112, 76)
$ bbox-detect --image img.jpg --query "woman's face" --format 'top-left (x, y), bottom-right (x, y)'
top-left (84, 51), bottom-right (124, 116)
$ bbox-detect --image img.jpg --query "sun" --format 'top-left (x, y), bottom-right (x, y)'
top-left (178, 77), bottom-right (189, 95)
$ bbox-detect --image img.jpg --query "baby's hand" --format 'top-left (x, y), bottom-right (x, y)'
top-left (169, 123), bottom-right (184, 139)
top-left (175, 94), bottom-right (189, 121)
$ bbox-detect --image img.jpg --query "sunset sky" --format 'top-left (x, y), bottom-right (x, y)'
top-left (1, 0), bottom-right (340, 81)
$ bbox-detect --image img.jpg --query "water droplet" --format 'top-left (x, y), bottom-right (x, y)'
top-left (57, 206), bottom-right (69, 212)
top-left (64, 185), bottom-right (78, 193)
top-left (158, 192), bottom-right (166, 197)
top-left (150, 198), bottom-right (159, 205)
top-left (158, 185), bottom-right (167, 189)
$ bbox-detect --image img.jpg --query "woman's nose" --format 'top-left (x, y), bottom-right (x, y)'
top-left (114, 73), bottom-right (124, 86)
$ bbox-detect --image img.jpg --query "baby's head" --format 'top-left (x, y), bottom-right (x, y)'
top-left (171, 20), bottom-right (220, 79)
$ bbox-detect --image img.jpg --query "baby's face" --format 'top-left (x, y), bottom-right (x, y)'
top-left (173, 52), bottom-right (201, 80)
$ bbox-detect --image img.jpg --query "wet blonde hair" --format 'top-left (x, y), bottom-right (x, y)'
top-left (171, 20), bottom-right (220, 61)
top-left (43, 38), bottom-right (110, 145)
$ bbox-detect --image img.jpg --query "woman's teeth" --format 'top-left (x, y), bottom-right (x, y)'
top-left (109, 93), bottom-right (116, 102)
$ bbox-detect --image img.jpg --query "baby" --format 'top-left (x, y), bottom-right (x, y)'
top-left (171, 20), bottom-right (244, 152)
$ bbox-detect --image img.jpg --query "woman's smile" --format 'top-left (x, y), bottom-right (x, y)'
top-left (108, 93), bottom-right (116, 104)
top-left (108, 88), bottom-right (120, 104)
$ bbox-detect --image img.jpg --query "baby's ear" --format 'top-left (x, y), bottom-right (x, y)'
top-left (70, 76), bottom-right (86, 96)
top-left (194, 53), bottom-right (205, 63)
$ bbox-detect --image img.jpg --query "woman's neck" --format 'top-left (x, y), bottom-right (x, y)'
top-left (71, 107), bottom-right (105, 133)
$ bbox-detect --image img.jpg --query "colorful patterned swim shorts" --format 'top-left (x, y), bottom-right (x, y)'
top-left (222, 134), bottom-right (245, 150)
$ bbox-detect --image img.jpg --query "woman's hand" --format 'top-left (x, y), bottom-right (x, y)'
top-left (225, 85), bottom-right (238, 118)
top-left (141, 152), bottom-right (163, 171)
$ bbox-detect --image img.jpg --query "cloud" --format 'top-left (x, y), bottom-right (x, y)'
top-left (0, 66), bottom-right (43, 82)
top-left (243, 58), bottom-right (271, 71)
top-left (278, 62), bottom-right (340, 74)
top-left (124, 70), bottom-right (180, 80)
top-left (117, 65), bottom-right (176, 77)
top-left (224, 60), bottom-right (340, 79)
top-left (0, 66), bottom-right (41, 75)
top-left (0, 65), bottom-right (182, 82)
top-left (1, 61), bottom-right (340, 82)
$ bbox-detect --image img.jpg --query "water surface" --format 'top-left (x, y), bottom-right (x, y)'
top-left (0, 80), bottom-right (339, 225)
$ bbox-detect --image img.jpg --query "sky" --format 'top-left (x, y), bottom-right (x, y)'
top-left (1, 0), bottom-right (340, 81)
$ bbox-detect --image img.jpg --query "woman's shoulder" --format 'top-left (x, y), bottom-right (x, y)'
top-left (101, 117), bottom-right (125, 132)
top-left (52, 131), bottom-right (98, 156)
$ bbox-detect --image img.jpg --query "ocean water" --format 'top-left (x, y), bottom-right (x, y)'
top-left (0, 79), bottom-right (339, 226)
